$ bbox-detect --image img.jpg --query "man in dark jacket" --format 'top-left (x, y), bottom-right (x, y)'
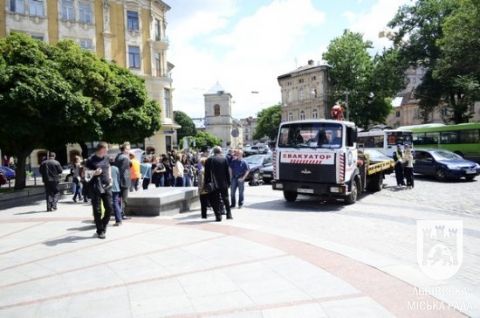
top-left (39, 152), bottom-right (63, 211)
top-left (204, 146), bottom-right (232, 221)
top-left (114, 142), bottom-right (131, 219)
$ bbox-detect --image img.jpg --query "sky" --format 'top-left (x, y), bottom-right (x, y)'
top-left (165, 0), bottom-right (410, 119)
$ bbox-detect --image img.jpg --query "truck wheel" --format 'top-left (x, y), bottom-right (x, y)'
top-left (283, 191), bottom-right (297, 202)
top-left (345, 179), bottom-right (360, 205)
top-left (367, 173), bottom-right (383, 192)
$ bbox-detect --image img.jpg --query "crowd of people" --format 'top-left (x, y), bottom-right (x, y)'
top-left (39, 142), bottom-right (251, 239)
top-left (393, 144), bottom-right (415, 189)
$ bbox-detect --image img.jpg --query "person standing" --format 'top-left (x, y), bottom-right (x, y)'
top-left (204, 146), bottom-right (232, 222)
top-left (182, 154), bottom-right (193, 187)
top-left (114, 142), bottom-right (131, 219)
top-left (197, 158), bottom-right (210, 219)
top-left (404, 146), bottom-right (415, 189)
top-left (71, 156), bottom-right (83, 203)
top-left (86, 142), bottom-right (113, 239)
top-left (39, 152), bottom-right (63, 212)
top-left (140, 157), bottom-right (152, 190)
top-left (129, 153), bottom-right (141, 191)
top-left (393, 144), bottom-right (405, 187)
top-left (80, 160), bottom-right (90, 202)
top-left (110, 158), bottom-right (122, 226)
top-left (152, 157), bottom-right (166, 187)
top-left (229, 150), bottom-right (250, 209)
top-left (173, 154), bottom-right (184, 187)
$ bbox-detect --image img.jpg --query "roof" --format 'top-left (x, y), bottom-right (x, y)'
top-left (205, 82), bottom-right (230, 95)
top-left (391, 96), bottom-right (403, 108)
top-left (280, 119), bottom-right (356, 127)
top-left (277, 64), bottom-right (329, 80)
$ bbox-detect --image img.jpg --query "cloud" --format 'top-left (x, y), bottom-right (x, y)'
top-left (345, 0), bottom-right (409, 51)
top-left (167, 0), bottom-right (326, 118)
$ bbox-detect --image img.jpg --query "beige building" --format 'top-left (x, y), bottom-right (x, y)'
top-left (240, 117), bottom-right (257, 145)
top-left (277, 60), bottom-right (330, 122)
top-left (204, 83), bottom-right (243, 148)
top-left (0, 0), bottom-right (178, 165)
top-left (386, 67), bottom-right (480, 128)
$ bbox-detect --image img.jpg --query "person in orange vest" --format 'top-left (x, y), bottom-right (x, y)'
top-left (129, 153), bottom-right (141, 191)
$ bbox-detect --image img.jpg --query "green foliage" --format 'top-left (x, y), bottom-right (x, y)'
top-left (0, 33), bottom-right (161, 189)
top-left (254, 104), bottom-right (282, 141)
top-left (192, 131), bottom-right (221, 149)
top-left (174, 110), bottom-right (197, 141)
top-left (322, 31), bottom-right (403, 128)
top-left (388, 0), bottom-right (480, 123)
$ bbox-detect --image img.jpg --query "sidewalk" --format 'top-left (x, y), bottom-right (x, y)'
top-left (0, 199), bottom-right (463, 318)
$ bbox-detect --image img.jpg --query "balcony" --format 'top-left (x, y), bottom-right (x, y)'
top-left (152, 36), bottom-right (169, 50)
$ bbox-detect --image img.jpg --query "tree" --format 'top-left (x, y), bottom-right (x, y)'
top-left (254, 104), bottom-right (282, 141)
top-left (322, 30), bottom-right (403, 128)
top-left (0, 33), bottom-right (161, 189)
top-left (435, 0), bottom-right (480, 122)
top-left (174, 111), bottom-right (197, 141)
top-left (192, 131), bottom-right (221, 149)
top-left (388, 0), bottom-right (472, 123)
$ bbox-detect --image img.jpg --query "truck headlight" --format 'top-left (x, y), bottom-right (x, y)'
top-left (330, 187), bottom-right (340, 193)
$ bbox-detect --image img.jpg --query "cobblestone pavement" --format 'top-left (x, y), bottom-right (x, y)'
top-left (0, 173), bottom-right (478, 317)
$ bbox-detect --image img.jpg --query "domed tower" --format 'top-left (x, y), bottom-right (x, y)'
top-left (204, 82), bottom-right (234, 147)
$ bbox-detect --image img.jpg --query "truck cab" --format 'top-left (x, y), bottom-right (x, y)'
top-left (272, 119), bottom-right (361, 204)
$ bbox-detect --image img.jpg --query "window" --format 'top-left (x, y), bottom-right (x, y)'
top-left (278, 123), bottom-right (343, 149)
top-left (299, 88), bottom-right (304, 100)
top-left (312, 88), bottom-right (318, 98)
top-left (128, 46), bottom-right (141, 69)
top-left (312, 109), bottom-right (318, 119)
top-left (155, 53), bottom-right (161, 77)
top-left (312, 76), bottom-right (316, 81)
top-left (164, 88), bottom-right (172, 118)
top-left (31, 34), bottom-right (44, 41)
top-left (214, 104), bottom-right (221, 116)
top-left (288, 112), bottom-right (293, 121)
top-left (127, 11), bottom-right (139, 31)
top-left (79, 38), bottom-right (93, 50)
top-left (458, 129), bottom-right (480, 144)
top-left (9, 0), bottom-right (25, 13)
top-left (299, 79), bottom-right (304, 83)
top-left (29, 0), bottom-right (44, 16)
top-left (300, 111), bottom-right (305, 120)
top-left (61, 0), bottom-right (75, 21)
top-left (396, 111), bottom-right (400, 117)
top-left (155, 18), bottom-right (161, 41)
top-left (79, 1), bottom-right (92, 24)
top-left (440, 131), bottom-right (459, 144)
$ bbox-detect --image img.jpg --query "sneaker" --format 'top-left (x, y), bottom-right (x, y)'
top-left (98, 232), bottom-right (106, 239)
top-left (113, 222), bottom-right (122, 227)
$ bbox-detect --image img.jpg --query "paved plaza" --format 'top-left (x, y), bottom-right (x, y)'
top-left (0, 175), bottom-right (479, 317)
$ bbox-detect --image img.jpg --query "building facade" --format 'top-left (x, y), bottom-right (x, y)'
top-left (204, 83), bottom-right (243, 148)
top-left (0, 0), bottom-right (178, 165)
top-left (240, 117), bottom-right (257, 145)
top-left (277, 60), bottom-right (330, 122)
top-left (386, 67), bottom-right (480, 128)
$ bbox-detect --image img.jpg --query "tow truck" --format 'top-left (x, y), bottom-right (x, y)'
top-left (272, 115), bottom-right (395, 204)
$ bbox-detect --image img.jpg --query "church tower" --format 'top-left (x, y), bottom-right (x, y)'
top-left (204, 82), bottom-right (234, 147)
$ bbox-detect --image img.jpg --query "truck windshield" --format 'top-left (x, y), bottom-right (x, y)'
top-left (278, 123), bottom-right (343, 148)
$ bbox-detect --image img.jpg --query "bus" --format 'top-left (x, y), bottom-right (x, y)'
top-left (357, 129), bottom-right (413, 157)
top-left (408, 123), bottom-right (480, 163)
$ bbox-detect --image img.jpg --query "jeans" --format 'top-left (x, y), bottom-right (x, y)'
top-left (112, 191), bottom-right (122, 223)
top-left (153, 174), bottom-right (164, 187)
top-left (120, 187), bottom-right (129, 216)
top-left (72, 180), bottom-right (82, 201)
top-left (230, 177), bottom-right (245, 207)
top-left (175, 176), bottom-right (184, 187)
top-left (91, 190), bottom-right (113, 234)
top-left (142, 178), bottom-right (150, 190)
top-left (183, 174), bottom-right (192, 187)
top-left (130, 178), bottom-right (139, 191)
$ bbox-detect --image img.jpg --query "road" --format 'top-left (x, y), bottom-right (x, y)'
top-left (0, 173), bottom-right (478, 317)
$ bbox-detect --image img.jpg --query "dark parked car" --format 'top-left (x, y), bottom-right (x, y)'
top-left (260, 164), bottom-right (273, 184)
top-left (414, 149), bottom-right (480, 181)
top-left (0, 166), bottom-right (15, 180)
top-left (244, 154), bottom-right (272, 186)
